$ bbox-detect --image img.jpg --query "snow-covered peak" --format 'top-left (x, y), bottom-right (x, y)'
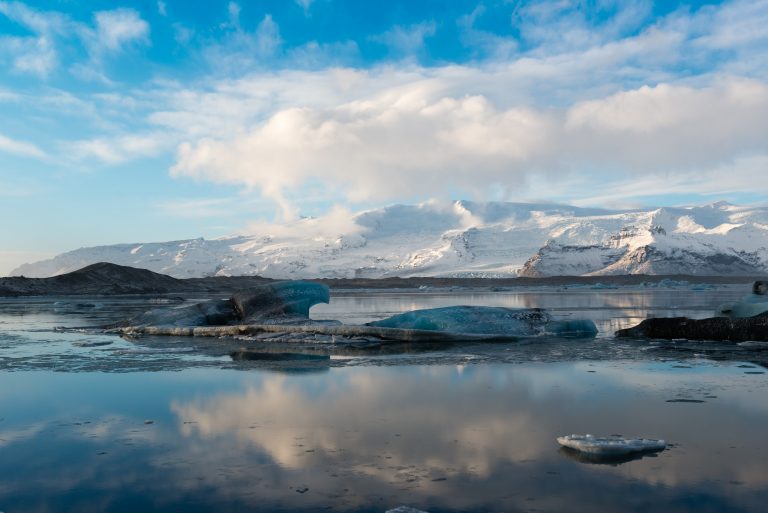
top-left (11, 200), bottom-right (768, 278)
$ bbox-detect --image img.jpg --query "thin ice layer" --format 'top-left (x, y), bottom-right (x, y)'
top-left (368, 306), bottom-right (597, 338)
top-left (557, 434), bottom-right (666, 456)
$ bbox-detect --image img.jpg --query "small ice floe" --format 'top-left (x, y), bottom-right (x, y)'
top-left (557, 434), bottom-right (666, 457)
top-left (385, 507), bottom-right (429, 513)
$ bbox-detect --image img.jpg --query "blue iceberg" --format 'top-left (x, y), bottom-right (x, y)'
top-left (127, 281), bottom-right (330, 327)
top-left (717, 282), bottom-right (768, 318)
top-left (367, 306), bottom-right (597, 338)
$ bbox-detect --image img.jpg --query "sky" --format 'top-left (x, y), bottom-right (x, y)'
top-left (1, 0), bottom-right (767, 274)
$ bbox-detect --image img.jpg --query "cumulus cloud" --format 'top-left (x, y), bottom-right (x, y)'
top-left (245, 205), bottom-right (364, 237)
top-left (170, 77), bottom-right (768, 218)
top-left (6, 0), bottom-right (766, 216)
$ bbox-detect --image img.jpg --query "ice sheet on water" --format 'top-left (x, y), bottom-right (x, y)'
top-left (557, 434), bottom-right (666, 456)
top-left (367, 306), bottom-right (597, 338)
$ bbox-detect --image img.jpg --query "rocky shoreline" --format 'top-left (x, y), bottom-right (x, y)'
top-left (1, 262), bottom-right (760, 297)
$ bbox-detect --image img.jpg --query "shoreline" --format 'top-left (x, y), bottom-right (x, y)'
top-left (1, 264), bottom-right (762, 298)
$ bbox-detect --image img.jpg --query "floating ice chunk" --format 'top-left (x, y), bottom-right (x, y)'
top-left (125, 281), bottom-right (330, 327)
top-left (717, 293), bottom-right (768, 318)
top-left (546, 320), bottom-right (599, 338)
top-left (231, 281), bottom-right (330, 321)
top-left (716, 281), bottom-right (768, 318)
top-left (385, 507), bottom-right (429, 513)
top-left (557, 434), bottom-right (666, 456)
top-left (367, 306), bottom-right (597, 338)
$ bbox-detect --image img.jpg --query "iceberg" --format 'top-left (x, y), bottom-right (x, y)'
top-left (124, 281), bottom-right (330, 328)
top-left (557, 434), bottom-right (666, 457)
top-left (546, 319), bottom-right (600, 338)
top-left (716, 282), bottom-right (768, 318)
top-left (367, 306), bottom-right (597, 338)
top-left (115, 287), bottom-right (597, 345)
top-left (717, 294), bottom-right (768, 318)
top-left (230, 281), bottom-right (330, 321)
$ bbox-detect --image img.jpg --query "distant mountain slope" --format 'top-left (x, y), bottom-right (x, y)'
top-left (11, 200), bottom-right (768, 279)
top-left (0, 263), bottom-right (183, 296)
top-left (0, 262), bottom-right (277, 296)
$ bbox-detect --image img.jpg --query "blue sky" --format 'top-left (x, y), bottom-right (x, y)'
top-left (1, 0), bottom-right (767, 273)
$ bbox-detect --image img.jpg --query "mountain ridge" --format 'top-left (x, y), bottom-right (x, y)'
top-left (12, 200), bottom-right (768, 279)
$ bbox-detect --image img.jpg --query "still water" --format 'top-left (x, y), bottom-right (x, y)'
top-left (1, 286), bottom-right (767, 512)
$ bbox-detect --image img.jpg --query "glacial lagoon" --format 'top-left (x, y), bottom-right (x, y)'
top-left (1, 285), bottom-right (767, 512)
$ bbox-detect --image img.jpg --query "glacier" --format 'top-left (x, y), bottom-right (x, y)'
top-left (12, 200), bottom-right (768, 279)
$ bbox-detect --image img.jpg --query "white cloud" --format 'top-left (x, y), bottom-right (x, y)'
top-left (0, 3), bottom-right (149, 78)
top-left (0, 133), bottom-right (47, 158)
top-left (514, 0), bottom-right (653, 53)
top-left (6, 0), bottom-right (764, 218)
top-left (204, 12), bottom-right (283, 72)
top-left (693, 0), bottom-right (768, 51)
top-left (169, 77), bottom-right (768, 217)
top-left (458, 5), bottom-right (518, 60)
top-left (287, 40), bottom-right (359, 68)
top-left (70, 133), bottom-right (171, 165)
top-left (173, 23), bottom-right (194, 45)
top-left (226, 2), bottom-right (241, 29)
top-left (372, 21), bottom-right (437, 58)
top-left (562, 154), bottom-right (768, 207)
top-left (90, 8), bottom-right (150, 54)
top-left (0, 1), bottom-right (67, 76)
top-left (245, 205), bottom-right (364, 236)
top-left (563, 78), bottom-right (768, 170)
top-left (294, 0), bottom-right (314, 14)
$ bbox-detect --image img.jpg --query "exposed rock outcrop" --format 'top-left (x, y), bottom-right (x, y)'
top-left (615, 313), bottom-right (768, 342)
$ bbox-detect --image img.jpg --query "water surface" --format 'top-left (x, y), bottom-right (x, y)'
top-left (1, 286), bottom-right (767, 512)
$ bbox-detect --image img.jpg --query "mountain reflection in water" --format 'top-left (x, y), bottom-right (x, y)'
top-left (0, 362), bottom-right (766, 512)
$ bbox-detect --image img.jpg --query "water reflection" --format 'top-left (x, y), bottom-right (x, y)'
top-left (1, 362), bottom-right (766, 512)
top-left (312, 286), bottom-right (747, 335)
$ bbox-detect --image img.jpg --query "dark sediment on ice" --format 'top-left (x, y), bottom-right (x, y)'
top-left (113, 323), bottom-right (517, 343)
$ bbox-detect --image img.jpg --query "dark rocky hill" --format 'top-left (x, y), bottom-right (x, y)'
top-left (0, 262), bottom-right (269, 296)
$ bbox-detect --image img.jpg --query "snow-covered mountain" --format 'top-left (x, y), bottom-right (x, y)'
top-left (12, 200), bottom-right (768, 279)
